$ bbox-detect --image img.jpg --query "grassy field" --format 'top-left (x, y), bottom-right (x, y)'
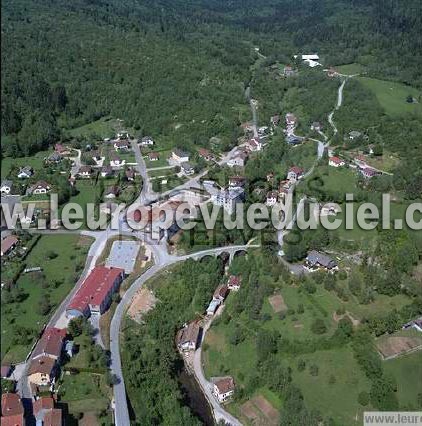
top-left (1, 150), bottom-right (50, 179)
top-left (144, 149), bottom-right (172, 168)
top-left (59, 372), bottom-right (111, 418)
top-left (383, 351), bottom-right (422, 408)
top-left (335, 63), bottom-right (366, 75)
top-left (319, 166), bottom-right (358, 194)
top-left (1, 235), bottom-right (92, 363)
top-left (66, 117), bottom-right (118, 139)
top-left (358, 77), bottom-right (422, 117)
top-left (288, 346), bottom-right (371, 424)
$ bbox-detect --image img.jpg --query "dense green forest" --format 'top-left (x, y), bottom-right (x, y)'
top-left (2, 0), bottom-right (421, 156)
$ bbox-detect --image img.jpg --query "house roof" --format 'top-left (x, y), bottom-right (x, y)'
top-left (267, 191), bottom-right (278, 199)
top-left (41, 408), bottom-right (62, 426)
top-left (286, 113), bottom-right (297, 122)
top-left (101, 166), bottom-right (113, 174)
top-left (32, 327), bottom-right (66, 360)
top-left (181, 162), bottom-right (193, 170)
top-left (228, 275), bottom-right (241, 287)
top-left (1, 236), bottom-right (18, 254)
top-left (306, 250), bottom-right (337, 268)
top-left (18, 166), bottom-right (33, 175)
top-left (1, 365), bottom-right (11, 378)
top-left (213, 284), bottom-right (229, 300)
top-left (115, 140), bottom-right (129, 147)
top-left (214, 377), bottom-right (235, 394)
top-left (48, 152), bottom-right (62, 161)
top-left (32, 180), bottom-right (51, 190)
top-left (54, 144), bottom-right (68, 153)
top-left (173, 148), bottom-right (189, 158)
top-left (0, 414), bottom-right (24, 426)
top-left (289, 166), bottom-right (304, 175)
top-left (1, 180), bottom-right (13, 188)
top-left (329, 156), bottom-right (343, 164)
top-left (28, 356), bottom-right (56, 376)
top-left (33, 397), bottom-right (54, 415)
top-left (104, 186), bottom-right (120, 196)
top-left (141, 136), bottom-right (153, 142)
top-left (67, 266), bottom-right (124, 314)
top-left (198, 148), bottom-right (211, 157)
top-left (148, 152), bottom-right (159, 160)
top-left (1, 394), bottom-right (24, 418)
top-left (79, 165), bottom-right (92, 174)
top-left (176, 321), bottom-right (200, 346)
top-left (207, 299), bottom-right (220, 312)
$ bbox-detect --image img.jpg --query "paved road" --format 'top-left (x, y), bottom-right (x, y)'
top-left (131, 139), bottom-right (156, 204)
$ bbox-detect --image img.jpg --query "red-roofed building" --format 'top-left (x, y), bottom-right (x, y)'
top-left (32, 328), bottom-right (66, 361)
top-left (66, 266), bottom-right (124, 318)
top-left (33, 397), bottom-right (63, 426)
top-left (198, 148), bottom-right (214, 161)
top-left (1, 236), bottom-right (19, 257)
top-left (213, 284), bottom-right (229, 302)
top-left (227, 275), bottom-right (241, 291)
top-left (287, 166), bottom-right (304, 182)
top-left (328, 156), bottom-right (345, 167)
top-left (54, 144), bottom-right (70, 155)
top-left (1, 393), bottom-right (24, 426)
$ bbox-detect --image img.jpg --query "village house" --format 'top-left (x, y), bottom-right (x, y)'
top-left (206, 299), bottom-right (221, 316)
top-left (54, 144), bottom-right (71, 155)
top-left (286, 135), bottom-right (302, 145)
top-left (247, 138), bottom-right (262, 152)
top-left (213, 284), bottom-right (229, 302)
top-left (91, 150), bottom-right (102, 163)
top-left (148, 152), bottom-right (159, 162)
top-left (171, 149), bottom-right (190, 164)
top-left (326, 67), bottom-right (338, 78)
top-left (104, 185), bottom-right (120, 199)
top-left (198, 148), bottom-right (214, 161)
top-left (176, 321), bottom-right (201, 351)
top-left (28, 356), bottom-right (57, 386)
top-left (329, 156), bottom-right (345, 167)
top-left (125, 168), bottom-right (135, 181)
top-left (28, 181), bottom-right (51, 195)
top-left (117, 131), bottom-right (130, 140)
top-left (266, 191), bottom-right (278, 207)
top-left (227, 275), bottom-right (241, 291)
top-left (305, 250), bottom-right (338, 272)
top-left (359, 167), bottom-right (379, 179)
top-left (66, 266), bottom-right (125, 318)
top-left (300, 54), bottom-right (321, 67)
top-left (311, 122), bottom-right (322, 131)
top-left (110, 152), bottom-right (125, 167)
top-left (181, 162), bottom-right (195, 176)
top-left (258, 126), bottom-right (269, 137)
top-left (1, 235), bottom-right (19, 257)
top-left (228, 176), bottom-right (246, 188)
top-left (33, 397), bottom-right (63, 426)
top-left (213, 377), bottom-right (235, 403)
top-left (402, 317), bottom-right (422, 333)
top-left (287, 166), bottom-right (304, 182)
top-left (227, 151), bottom-right (248, 168)
top-left (140, 136), bottom-right (154, 146)
top-left (349, 130), bottom-right (362, 140)
top-left (1, 180), bottom-right (13, 195)
top-left (283, 65), bottom-right (296, 77)
top-left (285, 113), bottom-right (297, 127)
top-left (270, 115), bottom-right (281, 127)
top-left (1, 393), bottom-right (24, 426)
top-left (47, 152), bottom-right (62, 164)
top-left (31, 327), bottom-right (66, 361)
top-left (101, 166), bottom-right (113, 178)
top-left (17, 166), bottom-right (34, 179)
top-left (78, 165), bottom-right (92, 178)
top-left (114, 139), bottom-right (130, 151)
top-left (211, 187), bottom-right (244, 214)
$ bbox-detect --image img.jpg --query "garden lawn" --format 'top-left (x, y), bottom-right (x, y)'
top-left (66, 117), bottom-right (117, 139)
top-left (1, 150), bottom-right (50, 179)
top-left (335, 63), bottom-right (366, 75)
top-left (383, 351), bottom-right (422, 408)
top-left (288, 346), bottom-right (372, 425)
top-left (358, 77), bottom-right (422, 117)
top-left (319, 166), bottom-right (358, 194)
top-left (1, 235), bottom-right (92, 363)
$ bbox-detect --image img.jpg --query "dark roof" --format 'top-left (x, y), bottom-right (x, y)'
top-left (214, 377), bottom-right (235, 394)
top-left (173, 148), bottom-right (189, 158)
top-left (28, 356), bottom-right (56, 376)
top-left (176, 321), bottom-right (201, 346)
top-left (78, 165), bottom-right (92, 174)
top-left (306, 250), bottom-right (337, 268)
top-left (213, 284), bottom-right (229, 300)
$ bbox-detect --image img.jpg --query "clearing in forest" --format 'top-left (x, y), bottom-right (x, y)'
top-left (127, 288), bottom-right (157, 323)
top-left (268, 293), bottom-right (288, 313)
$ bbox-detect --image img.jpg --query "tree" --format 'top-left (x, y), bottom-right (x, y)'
top-left (68, 317), bottom-right (85, 337)
top-left (309, 364), bottom-right (319, 376)
top-left (358, 391), bottom-right (370, 406)
top-left (297, 359), bottom-right (306, 372)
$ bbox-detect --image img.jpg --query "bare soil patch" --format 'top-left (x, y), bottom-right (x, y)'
top-left (240, 395), bottom-right (279, 425)
top-left (376, 336), bottom-right (422, 359)
top-left (333, 310), bottom-right (361, 327)
top-left (240, 401), bottom-right (260, 423)
top-left (127, 288), bottom-right (157, 323)
top-left (77, 235), bottom-right (94, 247)
top-left (268, 293), bottom-right (288, 313)
top-left (79, 412), bottom-right (99, 426)
top-left (253, 395), bottom-right (279, 424)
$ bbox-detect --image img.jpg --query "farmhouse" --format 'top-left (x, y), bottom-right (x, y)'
top-left (402, 317), bottom-right (422, 332)
top-left (181, 162), bottom-right (195, 176)
top-left (305, 250), bottom-right (338, 271)
top-left (359, 167), bottom-right (379, 179)
top-left (329, 156), bottom-right (345, 167)
top-left (228, 176), bottom-right (246, 188)
top-left (1, 180), bottom-right (13, 195)
top-left (283, 65), bottom-right (296, 77)
top-left (28, 181), bottom-right (51, 195)
top-left (198, 148), bottom-right (214, 161)
top-left (148, 152), bottom-right (159, 161)
top-left (213, 377), bottom-right (235, 403)
top-left (176, 321), bottom-right (201, 351)
top-left (54, 144), bottom-right (71, 155)
top-left (47, 152), bottom-right (62, 163)
top-left (266, 191), bottom-right (278, 207)
top-left (28, 356), bottom-right (57, 386)
top-left (33, 397), bottom-right (63, 426)
top-left (227, 275), bottom-right (241, 291)
top-left (326, 67), bottom-right (338, 78)
top-left (1, 393), bottom-right (24, 426)
top-left (140, 136), bottom-right (154, 146)
top-left (32, 327), bottom-right (66, 361)
top-left (171, 149), bottom-right (190, 164)
top-left (211, 187), bottom-right (244, 214)
top-left (349, 130), bottom-right (362, 140)
top-left (247, 138), bottom-right (262, 152)
top-left (104, 185), bottom-right (120, 199)
top-left (66, 266), bottom-right (125, 318)
top-left (213, 284), bottom-right (229, 302)
top-left (114, 140), bottom-right (130, 151)
top-left (17, 166), bottom-right (34, 179)
top-left (101, 166), bottom-right (113, 178)
top-left (287, 166), bottom-right (304, 182)
top-left (110, 152), bottom-right (125, 167)
top-left (227, 151), bottom-right (248, 167)
top-left (78, 165), bottom-right (92, 178)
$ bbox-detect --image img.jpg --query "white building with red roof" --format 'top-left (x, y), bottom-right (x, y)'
top-left (287, 166), bottom-right (304, 182)
top-left (66, 266), bottom-right (125, 318)
top-left (329, 156), bottom-right (345, 167)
